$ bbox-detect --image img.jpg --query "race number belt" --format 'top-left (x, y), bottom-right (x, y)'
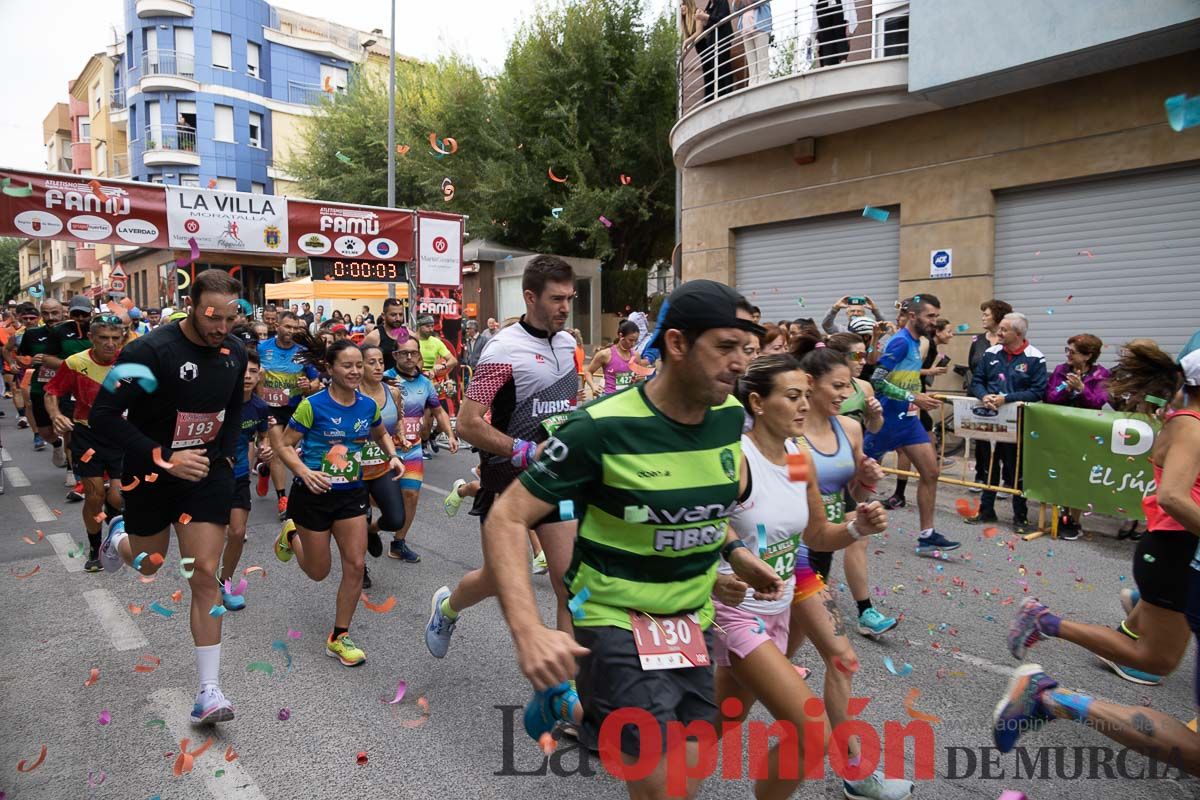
top-left (628, 611), bottom-right (708, 671)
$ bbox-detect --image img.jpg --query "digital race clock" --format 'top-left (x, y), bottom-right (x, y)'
top-left (309, 258), bottom-right (408, 282)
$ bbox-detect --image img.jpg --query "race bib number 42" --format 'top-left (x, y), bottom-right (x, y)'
top-left (763, 534), bottom-right (800, 579)
top-left (172, 410), bottom-right (224, 449)
top-left (629, 611), bottom-right (708, 670)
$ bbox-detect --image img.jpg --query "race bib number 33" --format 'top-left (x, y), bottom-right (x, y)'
top-left (628, 611), bottom-right (708, 670)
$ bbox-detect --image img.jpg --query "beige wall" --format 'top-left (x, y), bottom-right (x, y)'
top-left (681, 52), bottom-right (1200, 370)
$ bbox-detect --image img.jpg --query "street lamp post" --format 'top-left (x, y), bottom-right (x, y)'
top-left (386, 0), bottom-right (396, 209)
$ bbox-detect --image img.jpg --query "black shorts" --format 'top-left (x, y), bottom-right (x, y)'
top-left (232, 475), bottom-right (251, 511)
top-left (574, 626), bottom-right (716, 758)
top-left (1133, 531), bottom-right (1195, 613)
top-left (288, 480), bottom-right (368, 532)
top-left (29, 393), bottom-right (50, 428)
top-left (122, 461), bottom-right (235, 537)
top-left (268, 404), bottom-right (295, 428)
top-left (1185, 571), bottom-right (1200, 708)
top-left (71, 425), bottom-right (122, 479)
top-left (469, 486), bottom-right (560, 528)
top-left (808, 550), bottom-right (834, 583)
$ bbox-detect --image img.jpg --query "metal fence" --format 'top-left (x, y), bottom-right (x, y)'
top-left (141, 49), bottom-right (196, 80)
top-left (287, 80), bottom-right (328, 106)
top-left (110, 87), bottom-right (126, 110)
top-left (679, 0), bottom-right (909, 116)
top-left (144, 124), bottom-right (197, 153)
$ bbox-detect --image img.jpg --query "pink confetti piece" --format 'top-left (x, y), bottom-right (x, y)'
top-left (176, 237), bottom-right (199, 268)
top-left (98, 710), bottom-right (111, 726)
top-left (598, 215), bottom-right (612, 228)
top-left (287, 629), bottom-right (302, 640)
top-left (383, 679), bottom-right (408, 705)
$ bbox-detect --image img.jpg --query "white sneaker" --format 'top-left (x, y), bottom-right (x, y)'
top-left (65, 471), bottom-right (76, 487)
top-left (190, 686), bottom-right (235, 723)
top-left (51, 441), bottom-right (66, 468)
top-left (99, 517), bottom-right (128, 574)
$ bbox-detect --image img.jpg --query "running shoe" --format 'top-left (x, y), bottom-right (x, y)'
top-left (277, 495), bottom-right (288, 521)
top-left (366, 527), bottom-right (383, 558)
top-left (65, 471), bottom-right (76, 487)
top-left (425, 585), bottom-right (457, 659)
top-left (915, 531), bottom-right (959, 554)
top-left (1120, 588), bottom-right (1141, 616)
top-left (67, 481), bottom-right (84, 502)
top-left (523, 680), bottom-right (580, 741)
top-left (967, 485), bottom-right (982, 493)
top-left (191, 686), bottom-right (235, 723)
top-left (362, 566), bottom-right (372, 590)
top-left (327, 632), bottom-right (366, 666)
top-left (84, 556), bottom-right (103, 573)
top-left (422, 451), bottom-right (433, 461)
top-left (857, 607), bottom-right (898, 638)
top-left (964, 513), bottom-right (999, 525)
top-left (256, 463), bottom-right (270, 497)
top-left (33, 433), bottom-right (46, 451)
top-left (16, 415), bottom-right (28, 429)
top-left (99, 516), bottom-right (127, 574)
top-left (843, 769), bottom-right (914, 800)
top-left (429, 436), bottom-right (440, 455)
top-left (444, 478), bottom-right (467, 517)
top-left (388, 539), bottom-right (420, 562)
top-left (1008, 597), bottom-right (1054, 659)
top-left (532, 551), bottom-right (548, 575)
top-left (882, 494), bottom-right (906, 509)
top-left (1058, 517), bottom-right (1082, 541)
top-left (275, 519), bottom-right (295, 563)
top-left (220, 579), bottom-right (246, 611)
top-left (1096, 656), bottom-right (1161, 686)
top-left (51, 439), bottom-right (66, 468)
top-left (992, 663), bottom-right (1056, 753)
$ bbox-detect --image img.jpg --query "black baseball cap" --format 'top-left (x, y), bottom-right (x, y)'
top-left (647, 280), bottom-right (764, 351)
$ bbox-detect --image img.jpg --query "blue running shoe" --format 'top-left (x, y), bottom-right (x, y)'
top-left (915, 530), bottom-right (960, 555)
top-left (220, 580), bottom-right (246, 611)
top-left (1097, 656), bottom-right (1161, 686)
top-left (425, 586), bottom-right (457, 658)
top-left (857, 607), bottom-right (899, 638)
top-left (1008, 597), bottom-right (1054, 659)
top-left (99, 516), bottom-right (127, 574)
top-left (523, 681), bottom-right (580, 741)
top-left (992, 663), bottom-right (1056, 753)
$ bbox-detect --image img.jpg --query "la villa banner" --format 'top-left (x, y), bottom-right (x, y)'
top-left (0, 168), bottom-right (444, 266)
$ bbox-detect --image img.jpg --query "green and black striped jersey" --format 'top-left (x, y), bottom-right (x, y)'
top-left (519, 384), bottom-right (745, 631)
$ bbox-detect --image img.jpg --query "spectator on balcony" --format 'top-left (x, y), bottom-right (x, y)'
top-left (693, 0), bottom-right (734, 102)
top-left (738, 0), bottom-right (772, 85)
top-left (815, 0), bottom-right (858, 67)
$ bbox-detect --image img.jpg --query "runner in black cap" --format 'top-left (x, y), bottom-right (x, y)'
top-left (93, 269), bottom-right (248, 724)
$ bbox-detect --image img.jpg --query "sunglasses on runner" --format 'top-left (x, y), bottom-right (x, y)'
top-left (846, 351), bottom-right (865, 362)
top-left (94, 314), bottom-right (123, 326)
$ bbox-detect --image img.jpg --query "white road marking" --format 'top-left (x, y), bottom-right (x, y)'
top-left (47, 532), bottom-right (83, 573)
top-left (83, 588), bottom-right (148, 651)
top-left (4, 466), bottom-right (30, 487)
top-left (422, 482), bottom-right (451, 497)
top-left (20, 494), bottom-right (56, 522)
top-left (149, 687), bottom-right (268, 800)
top-left (903, 637), bottom-right (1014, 678)
top-left (1, 446), bottom-right (10, 462)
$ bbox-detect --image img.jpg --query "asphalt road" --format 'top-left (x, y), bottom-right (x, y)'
top-left (1, 412), bottom-right (1198, 800)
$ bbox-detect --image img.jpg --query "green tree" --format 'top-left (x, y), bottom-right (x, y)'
top-left (0, 238), bottom-right (21, 302)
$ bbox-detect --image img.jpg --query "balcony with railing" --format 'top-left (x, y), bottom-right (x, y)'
top-left (110, 153), bottom-right (130, 177)
top-left (671, 0), bottom-right (935, 167)
top-left (141, 124), bottom-right (200, 167)
top-left (265, 7), bottom-right (362, 61)
top-left (138, 49), bottom-right (198, 92)
top-left (136, 0), bottom-right (193, 18)
top-left (110, 87), bottom-right (127, 125)
top-left (287, 80), bottom-right (332, 106)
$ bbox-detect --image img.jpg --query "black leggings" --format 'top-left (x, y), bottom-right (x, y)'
top-left (366, 475), bottom-right (407, 532)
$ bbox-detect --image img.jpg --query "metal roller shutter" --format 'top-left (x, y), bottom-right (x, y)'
top-left (734, 210), bottom-right (900, 327)
top-left (994, 167), bottom-right (1200, 367)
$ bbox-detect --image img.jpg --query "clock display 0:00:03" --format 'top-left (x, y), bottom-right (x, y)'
top-left (328, 260), bottom-right (402, 280)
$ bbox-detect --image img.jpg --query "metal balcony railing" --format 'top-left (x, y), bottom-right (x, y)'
top-left (110, 87), bottom-right (126, 109)
top-left (287, 80), bottom-right (329, 106)
top-left (144, 124), bottom-right (196, 153)
top-left (679, 0), bottom-right (909, 116)
top-left (110, 153), bottom-right (130, 176)
top-left (140, 49), bottom-right (196, 81)
top-left (269, 9), bottom-right (361, 51)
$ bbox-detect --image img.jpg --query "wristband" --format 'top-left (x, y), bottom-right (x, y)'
top-left (846, 520), bottom-right (864, 541)
top-left (511, 438), bottom-right (537, 469)
top-left (720, 539), bottom-right (748, 560)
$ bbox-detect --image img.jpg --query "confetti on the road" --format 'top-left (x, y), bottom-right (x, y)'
top-left (903, 687), bottom-right (941, 723)
top-left (954, 498), bottom-right (979, 518)
top-left (179, 557), bottom-right (196, 578)
top-left (287, 628), bottom-right (301, 639)
top-left (862, 206), bottom-right (889, 222)
top-left (246, 662), bottom-right (274, 675)
top-left (85, 668), bottom-right (100, 686)
top-left (172, 737), bottom-right (214, 777)
top-left (149, 602), bottom-right (174, 617)
top-left (134, 654), bottom-right (162, 674)
top-left (128, 603), bottom-right (143, 614)
top-left (10, 565), bottom-right (40, 579)
top-left (16, 744), bottom-right (47, 772)
top-left (244, 565), bottom-right (266, 579)
top-left (539, 732), bottom-right (557, 754)
top-left (361, 594), bottom-right (397, 613)
top-left (98, 710), bottom-right (111, 726)
top-left (983, 527), bottom-right (999, 539)
top-left (170, 590), bottom-right (183, 603)
top-left (883, 656), bottom-right (913, 677)
top-left (145, 719), bottom-right (166, 729)
top-left (357, 751), bottom-right (369, 765)
top-left (400, 697), bottom-right (431, 729)
top-left (21, 530), bottom-right (44, 545)
top-left (384, 679), bottom-right (408, 705)
top-left (277, 708), bottom-right (291, 721)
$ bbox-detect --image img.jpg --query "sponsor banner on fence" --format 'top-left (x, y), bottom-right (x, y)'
top-left (0, 169), bottom-right (169, 248)
top-left (950, 395), bottom-right (1020, 444)
top-left (166, 187), bottom-right (289, 255)
top-left (289, 200), bottom-right (414, 262)
top-left (1021, 403), bottom-right (1160, 520)
top-left (417, 212), bottom-right (462, 287)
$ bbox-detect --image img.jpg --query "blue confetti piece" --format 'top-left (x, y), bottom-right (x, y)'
top-left (756, 524), bottom-right (767, 557)
top-left (209, 604), bottom-right (227, 617)
top-left (132, 551), bottom-right (149, 569)
top-left (1030, 431), bottom-right (1039, 439)
top-left (1047, 469), bottom-right (1058, 479)
top-left (102, 363), bottom-right (158, 394)
top-left (754, 616), bottom-right (765, 634)
top-left (236, 299), bottom-right (254, 316)
top-left (551, 207), bottom-right (563, 219)
top-left (955, 323), bottom-right (969, 332)
top-left (1046, 308), bottom-right (1054, 315)
top-left (568, 587), bottom-right (590, 620)
top-left (558, 500), bottom-right (574, 520)
top-left (883, 656), bottom-right (913, 677)
top-left (862, 206), bottom-right (890, 222)
top-left (1165, 93), bottom-right (1200, 132)
top-left (149, 602), bottom-right (174, 617)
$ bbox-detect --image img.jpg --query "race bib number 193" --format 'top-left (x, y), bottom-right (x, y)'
top-left (172, 410), bottom-right (224, 449)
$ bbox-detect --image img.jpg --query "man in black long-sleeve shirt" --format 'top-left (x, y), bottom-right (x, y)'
top-left (93, 269), bottom-right (247, 725)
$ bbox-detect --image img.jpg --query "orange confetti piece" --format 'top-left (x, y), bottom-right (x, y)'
top-left (786, 452), bottom-right (808, 482)
top-left (172, 736), bottom-right (214, 776)
top-left (220, 347), bottom-right (230, 355)
top-left (128, 603), bottom-right (143, 614)
top-left (16, 744), bottom-right (47, 772)
top-left (133, 653), bottom-right (160, 673)
top-left (21, 530), bottom-right (45, 545)
top-left (171, 590), bottom-right (183, 602)
top-left (243, 565), bottom-right (265, 578)
top-left (396, 144), bottom-right (410, 155)
top-left (178, 513), bottom-right (192, 525)
top-left (10, 565), bottom-right (40, 578)
top-left (207, 178), bottom-right (217, 189)
top-left (151, 447), bottom-right (172, 471)
top-left (84, 667), bottom-right (100, 686)
top-left (145, 472), bottom-right (159, 483)
top-left (224, 745), bottom-right (238, 762)
top-left (538, 732), bottom-right (556, 754)
top-left (983, 526), bottom-right (999, 538)
top-left (399, 696), bottom-right (431, 728)
top-left (955, 498), bottom-right (980, 518)
top-left (903, 687), bottom-right (942, 724)
top-left (204, 307), bottom-right (214, 317)
top-left (547, 167), bottom-right (568, 183)
top-left (428, 132), bottom-right (458, 155)
top-left (619, 174), bottom-right (632, 185)
top-left (361, 593), bottom-right (397, 613)
top-left (88, 179), bottom-right (106, 202)
top-left (148, 553), bottom-right (165, 567)
top-left (94, 511), bottom-right (107, 524)
top-left (120, 477), bottom-right (141, 491)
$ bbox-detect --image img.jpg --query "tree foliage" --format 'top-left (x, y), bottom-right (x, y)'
top-left (285, 0), bottom-right (677, 272)
top-left (0, 238), bottom-right (21, 302)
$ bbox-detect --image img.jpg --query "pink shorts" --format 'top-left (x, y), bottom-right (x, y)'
top-left (710, 600), bottom-right (791, 667)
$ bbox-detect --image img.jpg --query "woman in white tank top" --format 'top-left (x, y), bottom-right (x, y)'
top-left (711, 354), bottom-right (891, 799)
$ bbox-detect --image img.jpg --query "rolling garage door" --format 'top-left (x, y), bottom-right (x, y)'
top-left (734, 210), bottom-right (900, 327)
top-left (994, 167), bottom-right (1200, 367)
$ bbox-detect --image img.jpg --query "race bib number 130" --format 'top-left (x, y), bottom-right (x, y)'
top-left (628, 611), bottom-right (708, 670)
